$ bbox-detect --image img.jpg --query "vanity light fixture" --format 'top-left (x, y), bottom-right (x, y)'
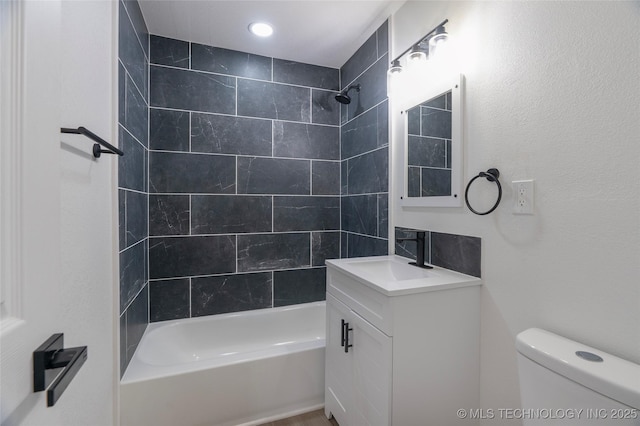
top-left (407, 44), bottom-right (428, 63)
top-left (388, 59), bottom-right (403, 74)
top-left (248, 22), bottom-right (274, 37)
top-left (429, 25), bottom-right (449, 51)
top-left (387, 19), bottom-right (449, 76)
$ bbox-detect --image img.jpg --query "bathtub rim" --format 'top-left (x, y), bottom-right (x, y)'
top-left (121, 300), bottom-right (326, 385)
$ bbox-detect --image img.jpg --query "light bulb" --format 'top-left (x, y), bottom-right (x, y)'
top-left (408, 50), bottom-right (427, 63)
top-left (387, 59), bottom-right (403, 75)
top-left (428, 27), bottom-right (448, 55)
top-left (248, 22), bottom-right (273, 37)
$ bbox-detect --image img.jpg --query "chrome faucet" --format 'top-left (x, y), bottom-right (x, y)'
top-left (396, 231), bottom-right (432, 269)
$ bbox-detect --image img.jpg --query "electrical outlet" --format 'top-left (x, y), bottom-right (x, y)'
top-left (513, 180), bottom-right (534, 215)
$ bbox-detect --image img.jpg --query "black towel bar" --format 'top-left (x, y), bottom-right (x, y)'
top-left (61, 126), bottom-right (124, 158)
top-left (33, 333), bottom-right (88, 407)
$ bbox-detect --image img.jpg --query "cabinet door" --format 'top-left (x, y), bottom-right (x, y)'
top-left (351, 311), bottom-right (392, 426)
top-left (325, 294), bottom-right (353, 425)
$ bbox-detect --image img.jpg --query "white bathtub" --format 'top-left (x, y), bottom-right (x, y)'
top-left (121, 301), bottom-right (326, 426)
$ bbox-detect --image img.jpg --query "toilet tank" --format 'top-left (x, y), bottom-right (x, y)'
top-left (516, 328), bottom-right (640, 425)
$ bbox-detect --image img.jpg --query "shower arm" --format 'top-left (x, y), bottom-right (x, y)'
top-left (343, 83), bottom-right (361, 95)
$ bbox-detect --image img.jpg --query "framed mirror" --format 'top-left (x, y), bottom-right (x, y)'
top-left (397, 74), bottom-right (464, 207)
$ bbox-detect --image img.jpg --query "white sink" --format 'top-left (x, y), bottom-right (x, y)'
top-left (326, 255), bottom-right (481, 296)
top-left (347, 259), bottom-right (433, 281)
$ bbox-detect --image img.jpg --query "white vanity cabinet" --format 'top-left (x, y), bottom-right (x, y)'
top-left (326, 293), bottom-right (392, 426)
top-left (324, 256), bottom-right (481, 426)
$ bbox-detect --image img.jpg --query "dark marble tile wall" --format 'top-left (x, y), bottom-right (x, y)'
top-left (340, 21), bottom-right (390, 258)
top-left (147, 35), bottom-right (341, 322)
top-left (394, 227), bottom-right (481, 278)
top-left (118, 0), bottom-right (149, 377)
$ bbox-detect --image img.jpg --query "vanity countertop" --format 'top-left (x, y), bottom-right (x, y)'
top-left (326, 255), bottom-right (481, 296)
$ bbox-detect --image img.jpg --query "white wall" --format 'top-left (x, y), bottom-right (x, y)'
top-left (390, 2), bottom-right (640, 423)
top-left (58, 1), bottom-right (119, 424)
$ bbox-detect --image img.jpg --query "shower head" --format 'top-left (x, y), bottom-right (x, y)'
top-left (335, 84), bottom-right (361, 104)
top-left (335, 93), bottom-right (351, 104)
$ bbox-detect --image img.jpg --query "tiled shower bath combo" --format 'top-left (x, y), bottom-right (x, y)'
top-left (118, 0), bottom-right (391, 375)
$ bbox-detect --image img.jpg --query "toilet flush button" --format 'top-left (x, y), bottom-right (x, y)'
top-left (576, 351), bottom-right (604, 362)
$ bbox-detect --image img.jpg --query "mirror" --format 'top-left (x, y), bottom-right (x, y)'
top-left (397, 74), bottom-right (463, 207)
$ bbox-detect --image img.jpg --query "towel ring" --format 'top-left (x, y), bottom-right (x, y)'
top-left (465, 168), bottom-right (502, 215)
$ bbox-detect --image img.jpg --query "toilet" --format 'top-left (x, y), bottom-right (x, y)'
top-left (516, 328), bottom-right (640, 425)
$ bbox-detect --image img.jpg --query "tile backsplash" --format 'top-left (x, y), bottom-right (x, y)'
top-left (395, 227), bottom-right (481, 278)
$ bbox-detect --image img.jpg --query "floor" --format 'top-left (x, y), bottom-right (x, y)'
top-left (259, 410), bottom-right (339, 426)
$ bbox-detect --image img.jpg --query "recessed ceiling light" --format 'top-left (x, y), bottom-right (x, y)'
top-left (248, 22), bottom-right (273, 37)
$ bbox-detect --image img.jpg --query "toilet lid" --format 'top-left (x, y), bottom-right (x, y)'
top-left (516, 328), bottom-right (640, 409)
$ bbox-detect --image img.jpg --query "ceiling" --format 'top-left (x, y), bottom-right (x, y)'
top-left (138, 1), bottom-right (404, 69)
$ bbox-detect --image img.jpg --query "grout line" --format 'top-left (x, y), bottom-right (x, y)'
top-left (376, 195), bottom-right (380, 237)
top-left (148, 105), bottom-right (339, 128)
top-left (150, 62), bottom-right (337, 92)
top-left (188, 277), bottom-right (192, 318)
top-left (270, 271), bottom-right (274, 308)
top-left (146, 283), bottom-right (150, 325)
top-left (342, 98), bottom-right (387, 127)
top-left (341, 145), bottom-right (388, 162)
top-left (120, 1), bottom-right (149, 63)
top-left (407, 133), bottom-right (449, 141)
top-left (118, 235), bottom-right (146, 255)
top-left (342, 51), bottom-right (388, 91)
top-left (309, 89), bottom-right (313, 124)
top-left (148, 265), bottom-right (327, 284)
top-left (148, 230), bottom-right (338, 240)
top-left (341, 230), bottom-right (389, 241)
top-left (119, 123), bottom-right (147, 152)
top-left (146, 148), bottom-right (341, 163)
top-left (121, 60), bottom-right (146, 110)
top-left (120, 276), bottom-right (148, 315)
top-left (309, 160), bottom-right (313, 195)
top-left (235, 156), bottom-right (238, 194)
top-left (146, 192), bottom-right (341, 198)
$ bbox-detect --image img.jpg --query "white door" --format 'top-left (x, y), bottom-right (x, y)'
top-left (0, 1), bottom-right (118, 424)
